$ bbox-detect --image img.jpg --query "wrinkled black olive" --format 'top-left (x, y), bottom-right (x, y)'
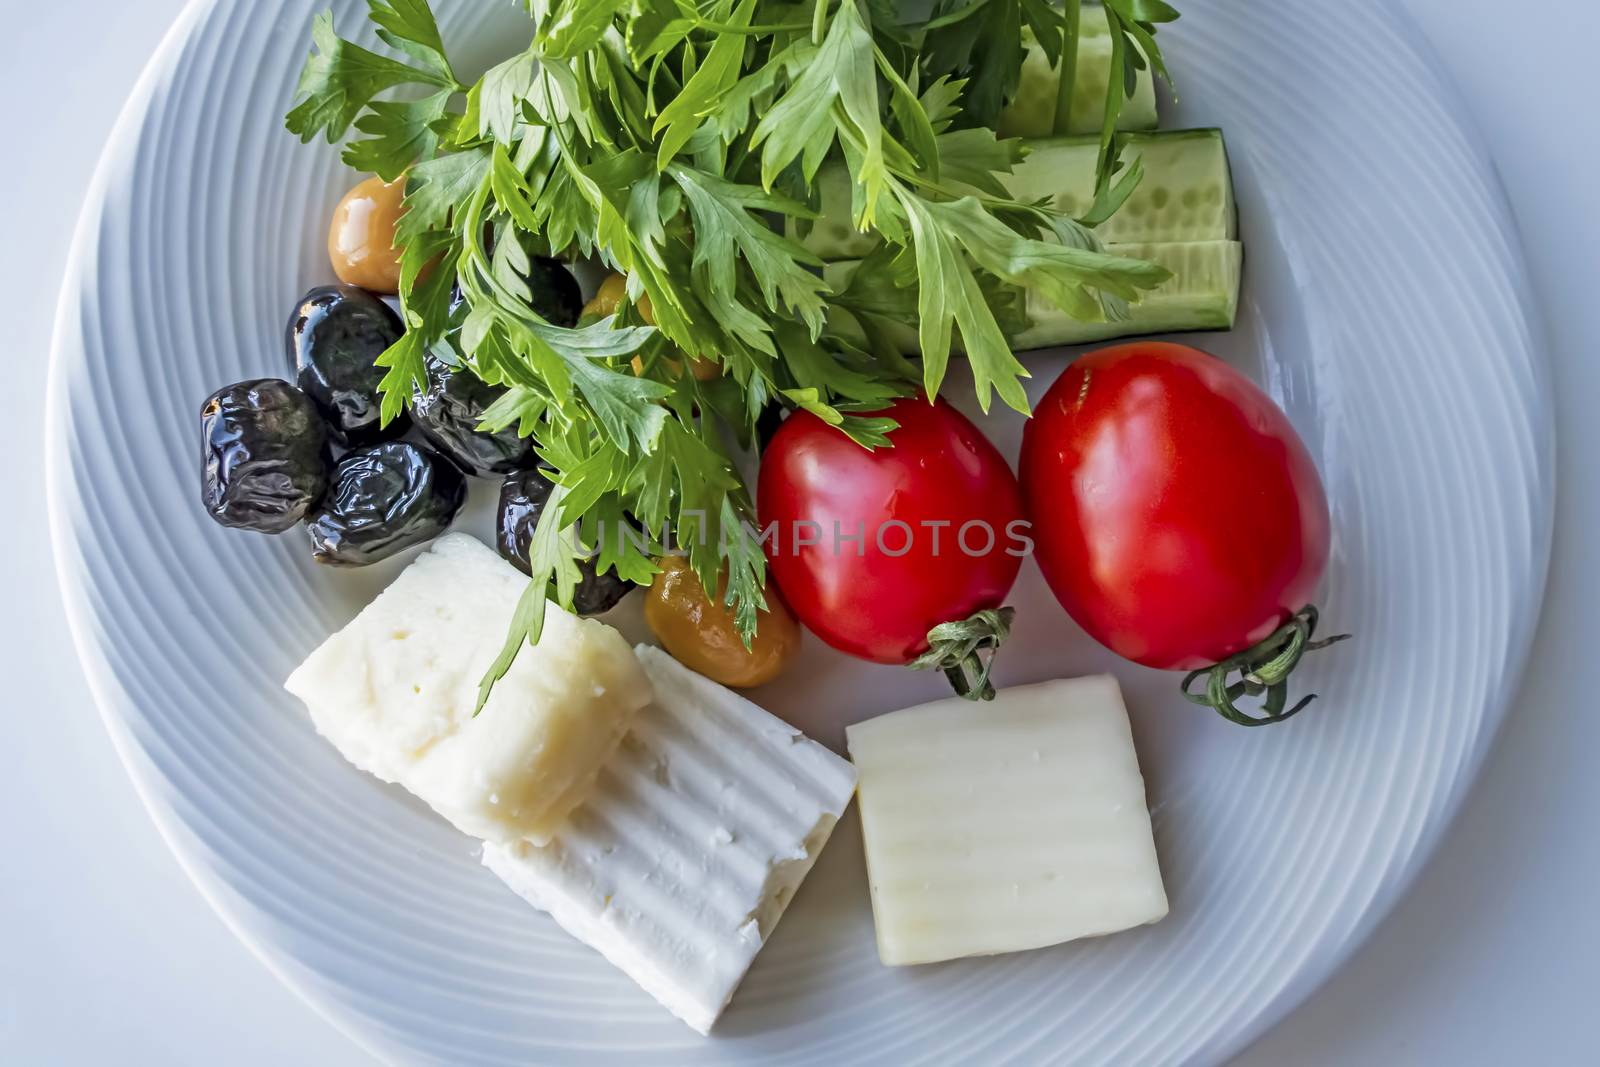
top-left (448, 255), bottom-right (582, 329)
top-left (287, 284), bottom-right (407, 445)
top-left (497, 469), bottom-right (636, 615)
top-left (411, 354), bottom-right (536, 477)
top-left (201, 379), bottom-right (330, 533)
top-left (570, 562), bottom-right (637, 616)
top-left (307, 442), bottom-right (466, 566)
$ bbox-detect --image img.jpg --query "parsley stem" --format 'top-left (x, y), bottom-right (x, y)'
top-left (811, 0), bottom-right (830, 44)
top-left (1054, 0), bottom-right (1082, 134)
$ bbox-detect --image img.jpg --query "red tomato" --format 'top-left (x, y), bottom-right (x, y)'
top-left (1019, 342), bottom-right (1331, 672)
top-left (758, 396), bottom-right (1025, 667)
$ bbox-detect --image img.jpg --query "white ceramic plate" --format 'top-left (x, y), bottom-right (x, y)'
top-left (47, 1), bottom-right (1552, 1063)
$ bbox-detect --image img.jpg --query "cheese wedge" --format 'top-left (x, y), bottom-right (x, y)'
top-left (483, 645), bottom-right (857, 1034)
top-left (846, 675), bottom-right (1167, 966)
top-left (284, 533), bottom-right (652, 845)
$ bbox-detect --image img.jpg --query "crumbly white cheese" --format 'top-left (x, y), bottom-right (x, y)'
top-left (846, 675), bottom-right (1168, 966)
top-left (284, 533), bottom-right (652, 845)
top-left (482, 645), bottom-right (857, 1034)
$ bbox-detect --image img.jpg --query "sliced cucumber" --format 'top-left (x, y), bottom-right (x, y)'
top-left (1012, 240), bottom-right (1242, 348)
top-left (1013, 130), bottom-right (1236, 245)
top-left (825, 240), bottom-right (1242, 354)
top-left (996, 8), bottom-right (1159, 138)
top-left (802, 129), bottom-right (1236, 261)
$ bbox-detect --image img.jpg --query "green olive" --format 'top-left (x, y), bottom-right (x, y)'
top-left (589, 273), bottom-right (719, 381)
top-left (328, 176), bottom-right (405, 294)
top-left (644, 557), bottom-right (800, 688)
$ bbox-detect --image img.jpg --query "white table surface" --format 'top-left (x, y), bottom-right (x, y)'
top-left (4, 2), bottom-right (1595, 1063)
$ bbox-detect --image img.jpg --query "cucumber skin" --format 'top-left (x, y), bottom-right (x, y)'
top-left (825, 241), bottom-right (1242, 354)
top-left (801, 129), bottom-right (1235, 261)
top-left (996, 23), bottom-right (1159, 138)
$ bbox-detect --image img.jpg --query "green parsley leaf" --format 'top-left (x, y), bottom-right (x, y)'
top-left (716, 495), bottom-right (768, 635)
top-left (394, 146), bottom-right (490, 246)
top-left (1078, 151), bottom-right (1146, 226)
top-left (752, 0), bottom-right (882, 199)
top-left (475, 483), bottom-right (581, 714)
top-left (774, 319), bottom-right (907, 410)
top-left (1095, 0), bottom-right (1179, 198)
top-left (919, 0), bottom-right (1027, 128)
top-left (479, 51), bottom-right (537, 144)
top-left (373, 331), bottom-right (428, 426)
top-left (541, 0), bottom-right (631, 59)
top-left (934, 127), bottom-right (1025, 197)
top-left (476, 383), bottom-right (548, 438)
top-left (896, 191), bottom-right (1027, 413)
top-left (918, 74), bottom-right (968, 133)
top-left (924, 195), bottom-right (1171, 312)
top-left (669, 166), bottom-right (830, 334)
top-left (626, 10), bottom-right (694, 65)
top-left (490, 143), bottom-right (542, 232)
top-left (566, 356), bottom-right (672, 450)
top-left (581, 497), bottom-right (661, 586)
top-left (368, 0), bottom-right (458, 84)
top-left (342, 91), bottom-right (451, 180)
top-left (652, 0), bottom-right (755, 170)
top-left (286, 10), bottom-right (455, 144)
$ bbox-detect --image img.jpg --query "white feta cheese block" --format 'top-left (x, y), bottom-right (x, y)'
top-left (845, 675), bottom-right (1167, 966)
top-left (482, 645), bottom-right (857, 1034)
top-left (284, 533), bottom-right (653, 845)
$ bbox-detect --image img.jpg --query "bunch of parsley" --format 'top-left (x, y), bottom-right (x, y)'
top-left (287, 0), bottom-right (1177, 702)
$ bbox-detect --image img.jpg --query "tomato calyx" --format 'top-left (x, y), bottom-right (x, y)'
top-left (908, 607), bottom-right (1015, 701)
top-left (1180, 606), bottom-right (1352, 727)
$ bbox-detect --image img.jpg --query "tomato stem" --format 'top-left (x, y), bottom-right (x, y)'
top-left (1180, 606), bottom-right (1350, 726)
top-left (909, 607), bottom-right (1015, 701)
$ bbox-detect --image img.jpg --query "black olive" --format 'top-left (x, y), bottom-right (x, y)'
top-left (525, 257), bottom-right (582, 328)
top-left (496, 469), bottom-right (636, 615)
top-left (570, 563), bottom-right (636, 615)
top-left (201, 379), bottom-right (330, 533)
top-left (447, 256), bottom-right (581, 328)
top-left (411, 354), bottom-right (536, 477)
top-left (307, 442), bottom-right (466, 566)
top-left (287, 284), bottom-right (407, 445)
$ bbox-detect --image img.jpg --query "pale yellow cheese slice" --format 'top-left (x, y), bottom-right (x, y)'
top-left (846, 675), bottom-right (1168, 966)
